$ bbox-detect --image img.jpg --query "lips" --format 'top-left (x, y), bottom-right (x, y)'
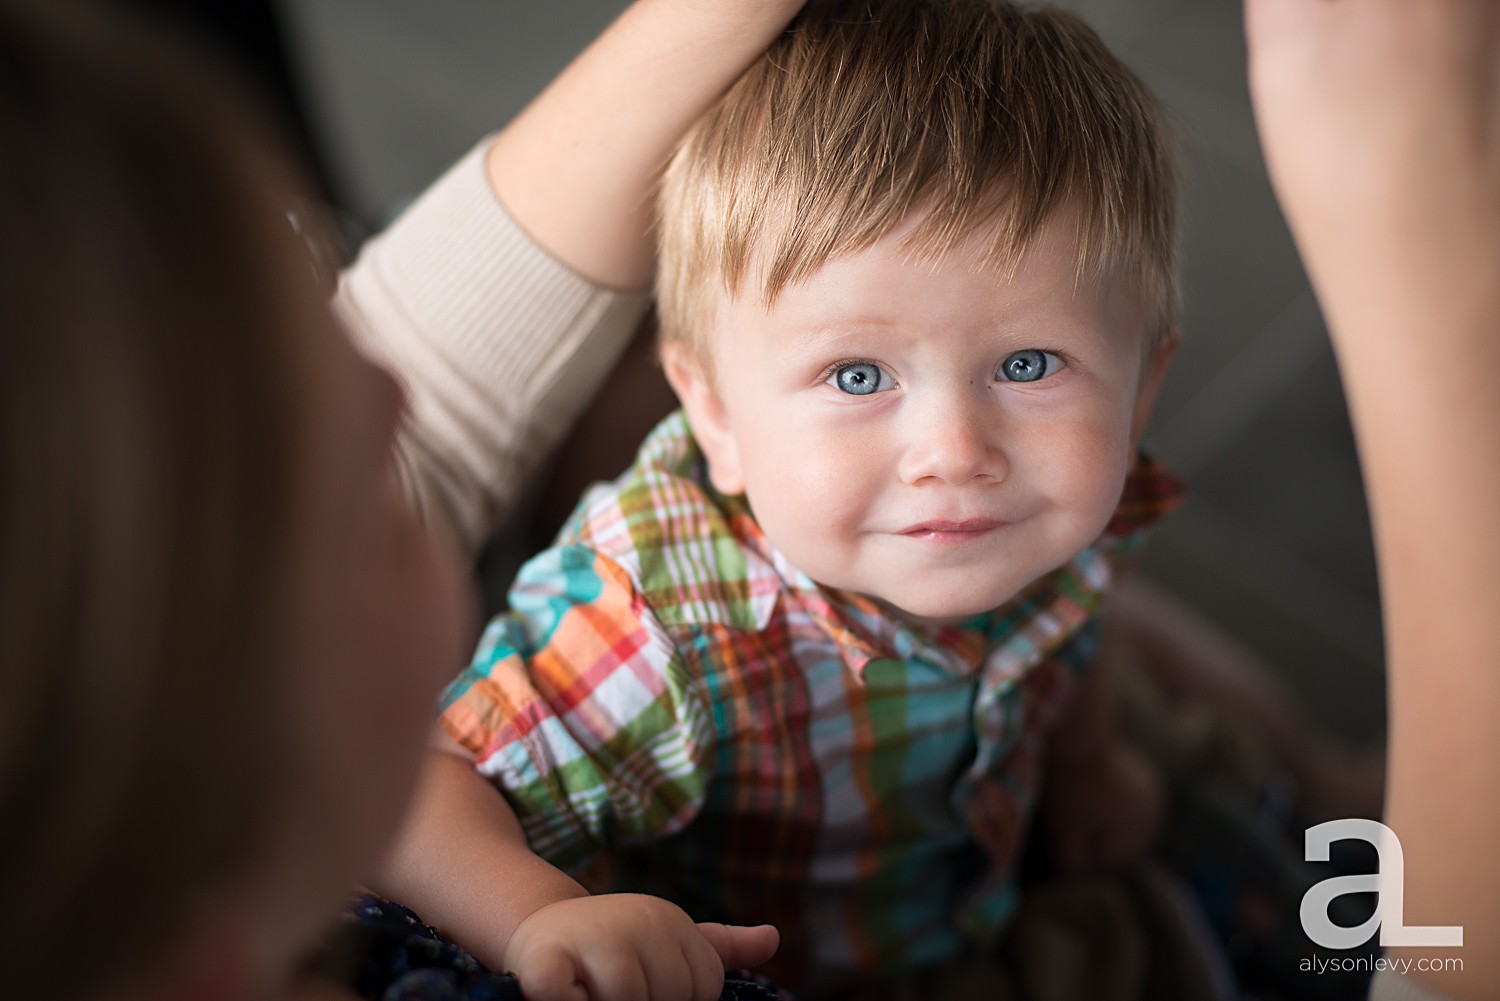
top-left (898, 518), bottom-right (1005, 539)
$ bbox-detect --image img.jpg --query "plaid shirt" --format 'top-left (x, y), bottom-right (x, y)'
top-left (440, 412), bottom-right (1182, 991)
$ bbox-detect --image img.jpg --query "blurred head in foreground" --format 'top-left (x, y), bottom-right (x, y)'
top-left (0, 3), bottom-right (466, 998)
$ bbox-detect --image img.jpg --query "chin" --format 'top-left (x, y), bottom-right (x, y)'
top-left (881, 587), bottom-right (1017, 625)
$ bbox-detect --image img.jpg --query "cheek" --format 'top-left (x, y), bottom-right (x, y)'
top-left (1024, 408), bottom-right (1134, 524)
top-left (739, 415), bottom-right (885, 551)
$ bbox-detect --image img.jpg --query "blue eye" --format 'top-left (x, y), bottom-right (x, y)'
top-left (830, 362), bottom-right (889, 395)
top-left (998, 349), bottom-right (1063, 383)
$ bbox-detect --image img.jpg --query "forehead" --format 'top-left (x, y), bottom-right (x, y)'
top-left (712, 207), bottom-right (1148, 348)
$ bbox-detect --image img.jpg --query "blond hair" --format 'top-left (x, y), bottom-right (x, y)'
top-left (0, 3), bottom-right (314, 996)
top-left (657, 0), bottom-right (1180, 359)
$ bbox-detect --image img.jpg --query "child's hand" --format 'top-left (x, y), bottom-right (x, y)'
top-left (1042, 741), bottom-right (1164, 876)
top-left (504, 893), bottom-right (779, 1001)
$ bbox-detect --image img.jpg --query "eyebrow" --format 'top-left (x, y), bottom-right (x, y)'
top-left (783, 317), bottom-right (899, 352)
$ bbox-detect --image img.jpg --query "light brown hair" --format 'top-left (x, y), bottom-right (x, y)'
top-left (657, 0), bottom-right (1180, 360)
top-left (0, 3), bottom-right (315, 996)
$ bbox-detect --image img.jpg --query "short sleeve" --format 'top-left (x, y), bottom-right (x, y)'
top-left (439, 544), bottom-right (715, 872)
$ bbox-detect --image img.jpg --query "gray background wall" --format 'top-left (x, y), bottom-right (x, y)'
top-left (285, 0), bottom-right (1386, 745)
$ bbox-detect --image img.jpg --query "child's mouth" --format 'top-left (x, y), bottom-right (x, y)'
top-left (898, 518), bottom-right (1006, 542)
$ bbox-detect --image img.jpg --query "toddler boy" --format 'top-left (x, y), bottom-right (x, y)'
top-left (425, 1), bottom-right (1183, 996)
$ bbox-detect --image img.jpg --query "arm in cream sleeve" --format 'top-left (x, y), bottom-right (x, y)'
top-left (334, 145), bottom-right (647, 558)
top-left (332, 0), bottom-right (805, 557)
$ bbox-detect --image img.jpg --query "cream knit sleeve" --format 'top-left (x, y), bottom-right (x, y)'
top-left (334, 138), bottom-right (650, 558)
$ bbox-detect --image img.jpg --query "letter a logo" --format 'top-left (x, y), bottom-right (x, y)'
top-left (1300, 819), bottom-right (1463, 948)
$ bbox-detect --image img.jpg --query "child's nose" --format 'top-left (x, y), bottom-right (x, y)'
top-left (896, 393), bottom-right (1007, 486)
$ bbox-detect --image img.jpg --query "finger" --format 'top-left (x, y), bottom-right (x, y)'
top-left (681, 929), bottom-right (726, 1001)
top-left (512, 947), bottom-right (590, 1001)
top-left (577, 944), bottom-right (650, 1001)
top-left (694, 922), bottom-right (780, 971)
top-left (637, 942), bottom-right (694, 1001)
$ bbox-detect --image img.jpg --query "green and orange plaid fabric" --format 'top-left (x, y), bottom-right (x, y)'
top-left (440, 412), bottom-right (1183, 990)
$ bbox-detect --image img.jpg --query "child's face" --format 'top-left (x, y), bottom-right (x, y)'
top-left (667, 211), bottom-right (1172, 622)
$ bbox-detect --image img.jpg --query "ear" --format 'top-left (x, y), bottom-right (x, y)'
top-left (660, 340), bottom-right (746, 495)
top-left (1128, 326), bottom-right (1179, 453)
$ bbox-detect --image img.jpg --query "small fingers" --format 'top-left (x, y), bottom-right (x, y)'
top-left (681, 930), bottom-right (726, 1001)
top-left (635, 940), bottom-right (695, 1001)
top-left (576, 943), bottom-right (650, 1001)
top-left (511, 946), bottom-right (589, 1001)
top-left (694, 922), bottom-right (780, 972)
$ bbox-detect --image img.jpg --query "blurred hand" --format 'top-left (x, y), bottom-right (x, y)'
top-left (504, 893), bottom-right (778, 1001)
